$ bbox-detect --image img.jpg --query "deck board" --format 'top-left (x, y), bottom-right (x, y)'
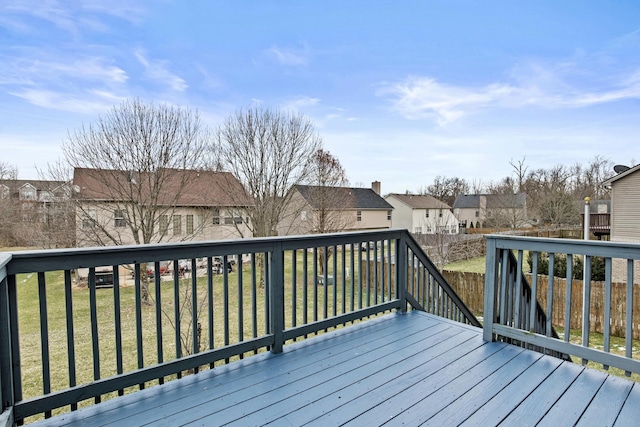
top-left (32, 311), bottom-right (639, 427)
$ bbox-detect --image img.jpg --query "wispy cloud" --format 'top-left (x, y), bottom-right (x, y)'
top-left (378, 64), bottom-right (640, 125)
top-left (265, 44), bottom-right (310, 67)
top-left (135, 50), bottom-right (188, 92)
top-left (0, 0), bottom-right (146, 34)
top-left (281, 95), bottom-right (320, 112)
top-left (10, 88), bottom-right (126, 113)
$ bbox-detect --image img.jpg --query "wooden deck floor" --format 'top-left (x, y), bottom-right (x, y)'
top-left (34, 311), bottom-right (640, 426)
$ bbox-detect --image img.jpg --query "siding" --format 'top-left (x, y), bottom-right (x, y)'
top-left (611, 171), bottom-right (640, 243)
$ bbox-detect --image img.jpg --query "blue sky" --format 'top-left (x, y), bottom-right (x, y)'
top-left (2, 0), bottom-right (640, 194)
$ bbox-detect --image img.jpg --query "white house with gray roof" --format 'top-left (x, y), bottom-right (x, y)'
top-left (385, 193), bottom-right (459, 234)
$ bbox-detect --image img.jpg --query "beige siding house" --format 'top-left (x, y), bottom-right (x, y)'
top-left (603, 165), bottom-right (640, 282)
top-left (453, 193), bottom-right (528, 229)
top-left (384, 193), bottom-right (458, 234)
top-left (74, 168), bottom-right (253, 247)
top-left (278, 183), bottom-right (393, 236)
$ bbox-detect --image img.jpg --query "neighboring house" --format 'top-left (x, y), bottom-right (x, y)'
top-left (453, 193), bottom-right (528, 229)
top-left (278, 182), bottom-right (393, 235)
top-left (73, 168), bottom-right (254, 247)
top-left (384, 193), bottom-right (458, 234)
top-left (602, 165), bottom-right (640, 282)
top-left (0, 179), bottom-right (74, 247)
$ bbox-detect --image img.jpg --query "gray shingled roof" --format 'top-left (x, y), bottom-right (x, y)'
top-left (386, 193), bottom-right (451, 209)
top-left (294, 185), bottom-right (393, 210)
top-left (453, 193), bottom-right (526, 209)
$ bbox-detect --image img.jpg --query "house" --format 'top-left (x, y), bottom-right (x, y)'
top-left (602, 165), bottom-right (640, 282)
top-left (453, 193), bottom-right (528, 229)
top-left (384, 193), bottom-right (458, 234)
top-left (278, 181), bottom-right (393, 235)
top-left (0, 179), bottom-right (73, 247)
top-left (73, 167), bottom-right (254, 247)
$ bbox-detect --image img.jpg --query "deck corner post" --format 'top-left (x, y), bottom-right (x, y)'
top-left (483, 237), bottom-right (498, 342)
top-left (397, 234), bottom-right (408, 312)
top-left (270, 243), bottom-right (285, 353)
top-left (0, 270), bottom-right (16, 414)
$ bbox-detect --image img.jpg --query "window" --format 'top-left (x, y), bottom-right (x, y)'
top-left (387, 210), bottom-right (392, 221)
top-left (160, 215), bottom-right (169, 234)
top-left (356, 210), bottom-right (362, 221)
top-left (19, 185), bottom-right (36, 200)
top-left (212, 208), bottom-right (220, 225)
top-left (82, 209), bottom-right (96, 229)
top-left (414, 227), bottom-right (422, 234)
top-left (114, 209), bottom-right (126, 227)
top-left (235, 216), bottom-right (243, 224)
top-left (186, 214), bottom-right (194, 234)
top-left (224, 215), bottom-right (233, 225)
top-left (224, 214), bottom-right (242, 225)
top-left (173, 215), bottom-right (182, 235)
top-left (439, 209), bottom-right (443, 218)
top-left (425, 210), bottom-right (429, 218)
top-left (475, 210), bottom-right (479, 218)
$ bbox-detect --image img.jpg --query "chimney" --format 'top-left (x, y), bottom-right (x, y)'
top-left (371, 181), bottom-right (381, 195)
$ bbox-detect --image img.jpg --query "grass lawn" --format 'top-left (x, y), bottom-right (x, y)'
top-left (443, 256), bottom-right (486, 273)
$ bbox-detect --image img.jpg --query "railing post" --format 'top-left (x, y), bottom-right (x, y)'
top-left (397, 235), bottom-right (407, 312)
top-left (270, 243), bottom-right (285, 353)
top-left (483, 237), bottom-right (498, 341)
top-left (0, 272), bottom-right (12, 414)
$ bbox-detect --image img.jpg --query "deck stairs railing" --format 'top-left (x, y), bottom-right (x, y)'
top-left (0, 229), bottom-right (479, 425)
top-left (485, 235), bottom-right (640, 376)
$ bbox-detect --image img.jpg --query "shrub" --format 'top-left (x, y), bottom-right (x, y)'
top-left (526, 252), bottom-right (605, 281)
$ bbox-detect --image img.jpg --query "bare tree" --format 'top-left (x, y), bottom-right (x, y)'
top-left (215, 106), bottom-right (322, 238)
top-left (423, 175), bottom-right (470, 206)
top-left (58, 99), bottom-right (213, 247)
top-left (52, 99), bottom-right (213, 302)
top-left (509, 156), bottom-right (528, 193)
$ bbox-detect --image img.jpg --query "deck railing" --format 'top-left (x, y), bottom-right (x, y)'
top-left (484, 234), bottom-right (640, 375)
top-left (0, 229), bottom-right (479, 425)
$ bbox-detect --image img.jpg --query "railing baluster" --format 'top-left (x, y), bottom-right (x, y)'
top-left (366, 244), bottom-right (371, 308)
top-left (373, 243), bottom-right (379, 305)
top-left (237, 254), bottom-right (244, 354)
top-left (37, 272), bottom-right (51, 418)
top-left (251, 253), bottom-right (258, 354)
top-left (191, 259), bottom-right (198, 370)
top-left (333, 245), bottom-right (338, 317)
top-left (323, 247), bottom-right (328, 320)
top-left (172, 260), bottom-right (182, 378)
top-left (292, 250), bottom-right (297, 328)
top-left (63, 270), bottom-right (77, 410)
top-left (499, 250), bottom-right (508, 328)
top-left (223, 255), bottom-right (230, 357)
top-left (603, 257), bottom-right (612, 370)
top-left (564, 254), bottom-right (573, 343)
top-left (514, 251), bottom-right (523, 330)
top-left (134, 264), bottom-right (144, 389)
top-left (625, 259), bottom-right (634, 377)
top-left (349, 243), bottom-right (355, 312)
top-left (529, 253), bottom-right (539, 333)
top-left (582, 255), bottom-right (592, 365)
top-left (270, 243), bottom-right (285, 353)
top-left (154, 261), bottom-right (164, 383)
top-left (341, 245), bottom-right (346, 315)
top-left (358, 245), bottom-right (363, 310)
top-left (303, 249), bottom-right (308, 326)
top-left (114, 265), bottom-right (124, 392)
top-left (207, 257), bottom-right (214, 359)
top-left (313, 248), bottom-right (318, 322)
top-left (547, 253), bottom-right (555, 337)
top-left (88, 268), bottom-right (101, 403)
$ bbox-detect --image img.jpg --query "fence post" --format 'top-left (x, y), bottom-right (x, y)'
top-left (483, 237), bottom-right (498, 341)
top-left (270, 243), bottom-right (285, 353)
top-left (397, 235), bottom-right (407, 312)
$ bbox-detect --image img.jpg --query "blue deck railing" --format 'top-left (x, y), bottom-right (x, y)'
top-left (484, 234), bottom-right (640, 376)
top-left (0, 229), bottom-right (479, 425)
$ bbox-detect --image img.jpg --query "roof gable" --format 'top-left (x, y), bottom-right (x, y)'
top-left (602, 164), bottom-right (640, 186)
top-left (386, 193), bottom-right (451, 209)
